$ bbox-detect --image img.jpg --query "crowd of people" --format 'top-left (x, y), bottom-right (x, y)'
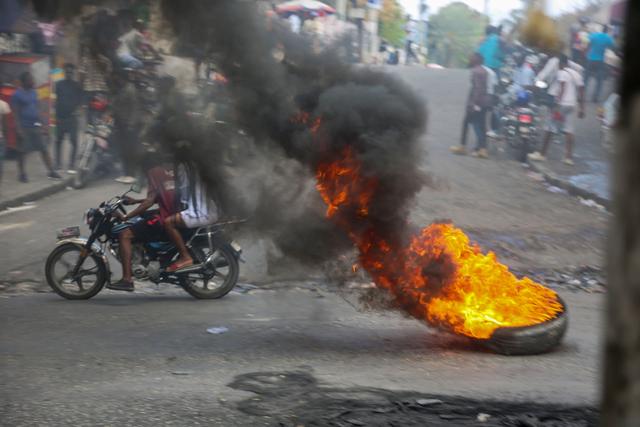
top-left (450, 19), bottom-right (619, 165)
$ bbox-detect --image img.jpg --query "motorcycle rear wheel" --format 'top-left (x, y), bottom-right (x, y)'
top-left (45, 243), bottom-right (108, 300)
top-left (180, 242), bottom-right (239, 299)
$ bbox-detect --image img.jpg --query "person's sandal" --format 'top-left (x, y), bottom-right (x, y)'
top-left (107, 280), bottom-right (135, 292)
top-left (167, 259), bottom-right (194, 273)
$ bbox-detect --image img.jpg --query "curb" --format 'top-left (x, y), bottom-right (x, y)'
top-left (0, 178), bottom-right (73, 212)
top-left (527, 160), bottom-right (611, 210)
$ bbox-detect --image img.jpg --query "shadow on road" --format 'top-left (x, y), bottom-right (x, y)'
top-left (228, 369), bottom-right (598, 426)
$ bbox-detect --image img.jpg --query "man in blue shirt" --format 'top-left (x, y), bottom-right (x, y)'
top-left (477, 26), bottom-right (504, 76)
top-left (11, 72), bottom-right (60, 182)
top-left (584, 25), bottom-right (615, 102)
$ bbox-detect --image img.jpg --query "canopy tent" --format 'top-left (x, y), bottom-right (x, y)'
top-left (275, 0), bottom-right (336, 18)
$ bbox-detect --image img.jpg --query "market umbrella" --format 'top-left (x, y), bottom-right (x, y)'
top-left (275, 0), bottom-right (336, 18)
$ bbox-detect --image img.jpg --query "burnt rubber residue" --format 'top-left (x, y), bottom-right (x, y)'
top-left (228, 370), bottom-right (597, 426)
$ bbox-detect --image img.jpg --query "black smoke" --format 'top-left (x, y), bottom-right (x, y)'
top-left (32, 0), bottom-right (428, 265)
top-left (157, 0), bottom-right (428, 262)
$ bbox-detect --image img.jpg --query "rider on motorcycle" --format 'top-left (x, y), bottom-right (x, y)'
top-left (107, 153), bottom-right (176, 292)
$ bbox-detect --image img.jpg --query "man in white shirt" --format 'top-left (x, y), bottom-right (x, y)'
top-left (483, 64), bottom-right (499, 138)
top-left (513, 56), bottom-right (535, 90)
top-left (529, 54), bottom-right (585, 165)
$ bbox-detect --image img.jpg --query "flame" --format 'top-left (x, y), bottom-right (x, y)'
top-left (313, 144), bottom-right (563, 339)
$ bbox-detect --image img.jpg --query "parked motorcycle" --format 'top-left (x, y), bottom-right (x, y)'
top-left (499, 89), bottom-right (539, 162)
top-left (45, 186), bottom-right (243, 300)
top-left (73, 96), bottom-right (115, 189)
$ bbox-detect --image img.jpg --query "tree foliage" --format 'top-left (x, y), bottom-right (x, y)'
top-left (379, 0), bottom-right (406, 47)
top-left (428, 2), bottom-right (488, 68)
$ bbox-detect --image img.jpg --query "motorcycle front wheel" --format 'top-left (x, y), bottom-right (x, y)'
top-left (45, 243), bottom-right (108, 300)
top-left (180, 242), bottom-right (239, 299)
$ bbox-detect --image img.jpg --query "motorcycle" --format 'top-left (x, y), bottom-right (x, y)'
top-left (499, 88), bottom-right (539, 163)
top-left (45, 186), bottom-right (243, 300)
top-left (73, 96), bottom-right (115, 189)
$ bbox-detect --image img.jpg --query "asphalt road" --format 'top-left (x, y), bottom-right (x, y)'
top-left (0, 66), bottom-right (607, 425)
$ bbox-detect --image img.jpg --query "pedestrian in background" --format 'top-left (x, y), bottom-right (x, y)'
top-left (529, 54), bottom-right (585, 166)
top-left (78, 44), bottom-right (111, 126)
top-left (0, 76), bottom-right (11, 187)
top-left (451, 53), bottom-right (490, 159)
top-left (477, 26), bottom-right (504, 137)
top-left (54, 63), bottom-right (83, 174)
top-left (11, 72), bottom-right (61, 183)
top-left (584, 24), bottom-right (615, 103)
top-left (111, 69), bottom-right (141, 184)
top-left (570, 18), bottom-right (590, 66)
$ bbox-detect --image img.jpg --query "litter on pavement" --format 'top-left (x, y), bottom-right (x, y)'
top-left (206, 326), bottom-right (229, 335)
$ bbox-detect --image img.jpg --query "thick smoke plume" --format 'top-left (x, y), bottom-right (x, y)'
top-left (157, 0), bottom-right (428, 264)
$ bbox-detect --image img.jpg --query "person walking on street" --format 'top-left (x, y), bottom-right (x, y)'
top-left (529, 54), bottom-right (585, 166)
top-left (54, 63), bottom-right (83, 173)
top-left (477, 26), bottom-right (504, 137)
top-left (570, 18), bottom-right (589, 66)
top-left (112, 69), bottom-right (141, 184)
top-left (477, 26), bottom-right (504, 78)
top-left (0, 78), bottom-right (11, 187)
top-left (584, 24), bottom-right (615, 103)
top-left (11, 72), bottom-right (61, 182)
top-left (451, 53), bottom-right (490, 158)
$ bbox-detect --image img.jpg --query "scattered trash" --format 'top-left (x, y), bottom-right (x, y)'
top-left (578, 197), bottom-right (606, 211)
top-left (232, 283), bottom-right (259, 294)
top-left (525, 171), bottom-right (545, 182)
top-left (546, 185), bottom-right (568, 195)
top-left (477, 413), bottom-right (491, 422)
top-left (513, 265), bottom-right (607, 293)
top-left (416, 398), bottom-right (443, 407)
top-left (206, 326), bottom-right (229, 335)
top-left (439, 414), bottom-right (469, 420)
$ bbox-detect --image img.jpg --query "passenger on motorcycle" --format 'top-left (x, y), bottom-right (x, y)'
top-left (107, 153), bottom-right (176, 292)
top-left (164, 160), bottom-right (218, 272)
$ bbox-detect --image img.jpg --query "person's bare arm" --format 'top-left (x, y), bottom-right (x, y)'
top-left (123, 188), bottom-right (157, 221)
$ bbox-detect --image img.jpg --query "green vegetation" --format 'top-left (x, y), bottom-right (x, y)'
top-left (379, 0), bottom-right (407, 47)
top-left (428, 2), bottom-right (488, 68)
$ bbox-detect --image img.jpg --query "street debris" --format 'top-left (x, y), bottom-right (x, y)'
top-left (232, 283), bottom-right (259, 294)
top-left (477, 412), bottom-right (491, 422)
top-left (525, 171), bottom-right (545, 182)
top-left (546, 185), bottom-right (568, 195)
top-left (416, 398), bottom-right (443, 406)
top-left (578, 197), bottom-right (606, 211)
top-left (513, 265), bottom-right (606, 293)
top-left (206, 326), bottom-right (229, 335)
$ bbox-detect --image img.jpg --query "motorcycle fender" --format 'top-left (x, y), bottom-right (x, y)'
top-left (56, 237), bottom-right (111, 280)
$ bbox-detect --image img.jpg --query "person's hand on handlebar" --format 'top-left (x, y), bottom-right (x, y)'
top-left (122, 195), bottom-right (144, 206)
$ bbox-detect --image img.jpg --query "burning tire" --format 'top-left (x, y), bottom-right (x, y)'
top-left (481, 297), bottom-right (568, 356)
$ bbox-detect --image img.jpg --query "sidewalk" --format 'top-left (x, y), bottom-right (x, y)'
top-left (527, 102), bottom-right (611, 209)
top-left (0, 146), bottom-right (74, 211)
